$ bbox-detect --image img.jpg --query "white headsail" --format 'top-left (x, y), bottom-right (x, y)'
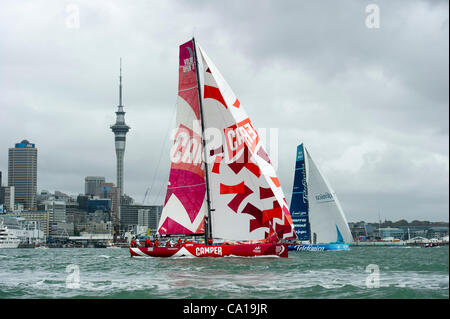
top-left (304, 147), bottom-right (354, 244)
top-left (198, 44), bottom-right (296, 241)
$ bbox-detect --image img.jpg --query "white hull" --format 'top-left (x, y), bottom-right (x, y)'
top-left (0, 241), bottom-right (20, 249)
top-left (0, 222), bottom-right (21, 248)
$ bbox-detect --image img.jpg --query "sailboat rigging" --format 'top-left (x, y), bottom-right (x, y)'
top-left (288, 144), bottom-right (353, 251)
top-left (129, 38), bottom-right (295, 258)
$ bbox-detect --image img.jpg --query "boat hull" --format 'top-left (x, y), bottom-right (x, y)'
top-left (0, 242), bottom-right (20, 249)
top-left (288, 243), bottom-right (350, 251)
top-left (129, 242), bottom-right (288, 258)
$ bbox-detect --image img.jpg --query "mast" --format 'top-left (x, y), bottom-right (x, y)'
top-left (192, 37), bottom-right (213, 245)
top-left (303, 145), bottom-right (312, 243)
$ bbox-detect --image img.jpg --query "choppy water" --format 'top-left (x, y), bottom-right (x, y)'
top-left (0, 246), bottom-right (448, 299)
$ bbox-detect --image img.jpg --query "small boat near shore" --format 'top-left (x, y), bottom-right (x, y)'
top-left (106, 241), bottom-right (121, 249)
top-left (34, 245), bottom-right (49, 250)
top-left (422, 242), bottom-right (440, 248)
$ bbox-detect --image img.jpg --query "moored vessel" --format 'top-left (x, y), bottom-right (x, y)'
top-left (0, 220), bottom-right (20, 249)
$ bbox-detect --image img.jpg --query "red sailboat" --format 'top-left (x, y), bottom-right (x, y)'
top-left (129, 38), bottom-right (296, 258)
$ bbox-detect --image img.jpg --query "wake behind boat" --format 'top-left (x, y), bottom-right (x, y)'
top-left (287, 144), bottom-right (353, 251)
top-left (129, 38), bottom-right (295, 258)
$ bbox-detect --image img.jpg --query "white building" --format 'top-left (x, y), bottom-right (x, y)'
top-left (0, 216), bottom-right (45, 244)
top-left (0, 185), bottom-right (15, 211)
top-left (41, 200), bottom-right (66, 223)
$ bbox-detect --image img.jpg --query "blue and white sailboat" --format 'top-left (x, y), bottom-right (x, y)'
top-left (288, 144), bottom-right (353, 251)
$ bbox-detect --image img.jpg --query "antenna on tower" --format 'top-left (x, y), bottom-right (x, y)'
top-left (119, 58), bottom-right (123, 106)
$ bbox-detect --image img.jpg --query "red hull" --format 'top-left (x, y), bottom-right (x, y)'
top-left (129, 242), bottom-right (288, 258)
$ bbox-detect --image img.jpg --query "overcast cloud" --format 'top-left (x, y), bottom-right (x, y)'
top-left (0, 0), bottom-right (448, 222)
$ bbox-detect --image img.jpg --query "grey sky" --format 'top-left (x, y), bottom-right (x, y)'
top-left (0, 0), bottom-right (448, 222)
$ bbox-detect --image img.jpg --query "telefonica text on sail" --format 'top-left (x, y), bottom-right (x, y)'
top-left (315, 192), bottom-right (333, 201)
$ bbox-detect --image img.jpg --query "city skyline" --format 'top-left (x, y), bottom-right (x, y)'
top-left (0, 1), bottom-right (448, 222)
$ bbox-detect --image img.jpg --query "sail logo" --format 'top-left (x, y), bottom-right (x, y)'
top-left (296, 147), bottom-right (304, 161)
top-left (182, 57), bottom-right (195, 73)
top-left (301, 166), bottom-right (308, 204)
top-left (252, 246), bottom-right (262, 254)
top-left (275, 245), bottom-right (285, 255)
top-left (224, 118), bottom-right (260, 161)
top-left (195, 246), bottom-right (223, 256)
top-left (170, 124), bottom-right (203, 165)
top-left (296, 245), bottom-right (325, 251)
top-left (315, 192), bottom-right (333, 201)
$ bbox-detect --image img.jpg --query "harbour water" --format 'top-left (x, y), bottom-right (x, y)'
top-left (0, 246), bottom-right (448, 299)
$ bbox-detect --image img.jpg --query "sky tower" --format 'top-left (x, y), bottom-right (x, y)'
top-left (110, 59), bottom-right (130, 198)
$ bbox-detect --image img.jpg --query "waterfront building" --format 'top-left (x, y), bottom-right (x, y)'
top-left (76, 220), bottom-right (113, 234)
top-left (348, 222), bottom-right (377, 240)
top-left (0, 186), bottom-right (15, 212)
top-left (397, 226), bottom-right (428, 239)
top-left (84, 176), bottom-right (106, 197)
top-left (110, 60), bottom-right (130, 199)
top-left (38, 200), bottom-right (66, 223)
top-left (121, 194), bottom-right (134, 205)
top-left (120, 204), bottom-right (162, 235)
top-left (65, 201), bottom-right (80, 215)
top-left (54, 190), bottom-right (71, 202)
top-left (36, 190), bottom-right (52, 205)
top-left (76, 194), bottom-right (90, 211)
top-left (427, 226), bottom-right (449, 239)
top-left (37, 200), bottom-right (68, 239)
top-left (373, 227), bottom-right (404, 240)
top-left (50, 222), bottom-right (74, 238)
top-left (100, 182), bottom-right (120, 227)
top-left (8, 140), bottom-right (37, 210)
top-left (3, 211), bottom-right (49, 240)
top-left (0, 216), bottom-right (45, 245)
top-left (87, 198), bottom-right (111, 213)
top-left (66, 209), bottom-right (87, 225)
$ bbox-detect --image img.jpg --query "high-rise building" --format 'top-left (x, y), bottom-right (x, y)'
top-left (110, 59), bottom-right (130, 199)
top-left (120, 204), bottom-right (162, 235)
top-left (100, 182), bottom-right (120, 227)
top-left (8, 140), bottom-right (37, 210)
top-left (84, 176), bottom-right (105, 196)
top-left (0, 186), bottom-right (15, 211)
